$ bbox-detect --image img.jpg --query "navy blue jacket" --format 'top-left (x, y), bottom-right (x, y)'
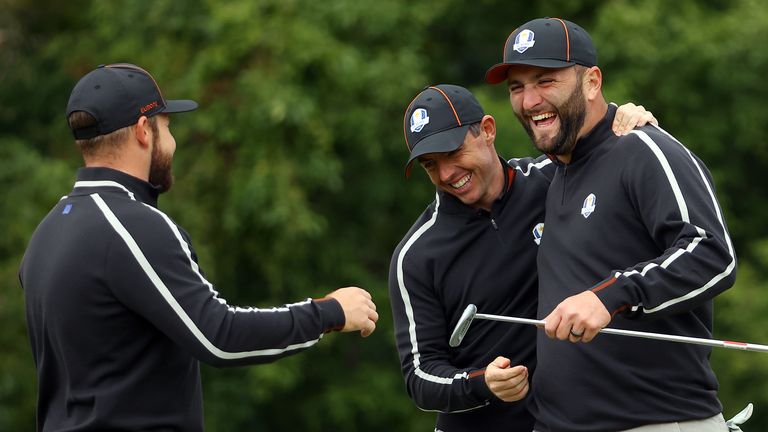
top-left (532, 104), bottom-right (736, 432)
top-left (389, 156), bottom-right (553, 431)
top-left (20, 167), bottom-right (346, 431)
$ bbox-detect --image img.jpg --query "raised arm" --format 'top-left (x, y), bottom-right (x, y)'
top-left (106, 204), bottom-right (377, 367)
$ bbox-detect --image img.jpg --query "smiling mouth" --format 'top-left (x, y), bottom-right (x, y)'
top-left (450, 174), bottom-right (471, 189)
top-left (531, 112), bottom-right (557, 127)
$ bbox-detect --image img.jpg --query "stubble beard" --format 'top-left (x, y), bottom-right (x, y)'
top-left (516, 84), bottom-right (587, 157)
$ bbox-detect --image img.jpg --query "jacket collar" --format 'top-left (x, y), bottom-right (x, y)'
top-left (73, 167), bottom-right (161, 207)
top-left (567, 103), bottom-right (617, 164)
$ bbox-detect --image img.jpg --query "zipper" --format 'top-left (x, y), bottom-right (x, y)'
top-left (561, 163), bottom-right (568, 205)
top-left (478, 209), bottom-right (499, 231)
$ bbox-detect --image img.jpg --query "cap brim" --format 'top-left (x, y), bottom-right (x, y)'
top-left (485, 60), bottom-right (576, 84)
top-left (405, 125), bottom-right (471, 176)
top-left (163, 99), bottom-right (198, 113)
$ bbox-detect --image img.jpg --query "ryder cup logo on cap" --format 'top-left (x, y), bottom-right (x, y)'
top-left (402, 84), bottom-right (484, 177)
top-left (485, 17), bottom-right (598, 85)
top-left (410, 108), bottom-right (430, 133)
top-left (513, 29), bottom-right (536, 53)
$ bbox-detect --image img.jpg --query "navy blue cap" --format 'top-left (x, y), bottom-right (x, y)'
top-left (403, 84), bottom-right (484, 176)
top-left (66, 63), bottom-right (198, 139)
top-left (485, 18), bottom-right (597, 84)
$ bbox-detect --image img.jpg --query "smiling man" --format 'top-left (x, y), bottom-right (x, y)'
top-left (390, 85), bottom-right (542, 432)
top-left (486, 17), bottom-right (736, 432)
top-left (388, 84), bottom-right (657, 431)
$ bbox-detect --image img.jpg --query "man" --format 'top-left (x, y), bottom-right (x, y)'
top-left (388, 84), bottom-right (655, 431)
top-left (486, 18), bottom-right (736, 431)
top-left (19, 63), bottom-right (379, 432)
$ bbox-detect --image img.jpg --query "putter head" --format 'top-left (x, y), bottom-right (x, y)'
top-left (449, 304), bottom-right (478, 347)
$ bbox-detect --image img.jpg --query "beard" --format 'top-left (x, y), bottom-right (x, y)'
top-left (517, 82), bottom-right (587, 156)
top-left (149, 134), bottom-right (174, 193)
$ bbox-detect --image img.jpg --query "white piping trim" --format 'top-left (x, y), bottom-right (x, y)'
top-left (395, 193), bottom-right (487, 413)
top-left (625, 130), bottom-right (736, 314)
top-left (75, 180), bottom-right (136, 201)
top-left (143, 204), bottom-right (306, 314)
top-left (90, 193), bottom-right (319, 359)
top-left (508, 157), bottom-right (553, 176)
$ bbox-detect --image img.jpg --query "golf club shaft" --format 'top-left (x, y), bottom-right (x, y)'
top-left (475, 313), bottom-right (768, 353)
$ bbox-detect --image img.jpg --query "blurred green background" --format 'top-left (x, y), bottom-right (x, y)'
top-left (2, 0), bottom-right (768, 430)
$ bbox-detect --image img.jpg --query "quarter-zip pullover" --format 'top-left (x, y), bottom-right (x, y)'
top-left (390, 156), bottom-right (553, 431)
top-left (20, 167), bottom-right (346, 432)
top-left (531, 104), bottom-right (736, 432)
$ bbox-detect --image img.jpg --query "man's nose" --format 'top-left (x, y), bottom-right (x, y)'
top-left (438, 160), bottom-right (456, 182)
top-left (521, 86), bottom-right (543, 112)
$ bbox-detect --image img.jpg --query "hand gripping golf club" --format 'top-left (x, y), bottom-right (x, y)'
top-left (448, 304), bottom-right (768, 353)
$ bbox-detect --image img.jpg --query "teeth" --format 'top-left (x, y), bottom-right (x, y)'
top-left (451, 174), bottom-right (471, 189)
top-left (532, 112), bottom-right (555, 121)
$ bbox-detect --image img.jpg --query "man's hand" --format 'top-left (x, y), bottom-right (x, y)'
top-left (613, 102), bottom-right (658, 136)
top-left (484, 356), bottom-right (529, 402)
top-left (544, 290), bottom-right (610, 343)
top-left (326, 287), bottom-right (378, 337)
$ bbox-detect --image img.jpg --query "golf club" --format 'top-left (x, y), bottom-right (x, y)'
top-left (448, 304), bottom-right (768, 353)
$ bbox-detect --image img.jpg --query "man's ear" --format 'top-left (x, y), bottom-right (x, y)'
top-left (583, 66), bottom-right (603, 101)
top-left (133, 116), bottom-right (151, 149)
top-left (481, 114), bottom-right (497, 144)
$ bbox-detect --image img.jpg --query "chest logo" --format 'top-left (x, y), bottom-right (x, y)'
top-left (410, 108), bottom-right (430, 133)
top-left (581, 193), bottom-right (597, 218)
top-left (532, 222), bottom-right (544, 245)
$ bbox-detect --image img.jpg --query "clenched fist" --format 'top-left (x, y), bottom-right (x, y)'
top-left (485, 356), bottom-right (529, 402)
top-left (326, 287), bottom-right (379, 337)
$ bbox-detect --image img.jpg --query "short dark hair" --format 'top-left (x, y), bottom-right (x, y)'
top-left (468, 122), bottom-right (482, 138)
top-left (574, 65), bottom-right (589, 81)
top-left (68, 111), bottom-right (157, 158)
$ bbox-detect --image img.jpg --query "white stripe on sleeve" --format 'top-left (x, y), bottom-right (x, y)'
top-left (626, 130), bottom-right (736, 314)
top-left (91, 193), bottom-right (320, 359)
top-left (395, 193), bottom-right (486, 413)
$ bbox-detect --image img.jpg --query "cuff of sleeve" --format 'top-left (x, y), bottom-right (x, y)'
top-left (590, 274), bottom-right (630, 317)
top-left (314, 297), bottom-right (346, 333)
top-left (468, 369), bottom-right (494, 401)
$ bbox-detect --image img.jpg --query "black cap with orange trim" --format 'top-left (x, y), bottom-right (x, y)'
top-left (403, 84), bottom-right (484, 176)
top-left (66, 63), bottom-right (198, 139)
top-left (485, 18), bottom-right (597, 85)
